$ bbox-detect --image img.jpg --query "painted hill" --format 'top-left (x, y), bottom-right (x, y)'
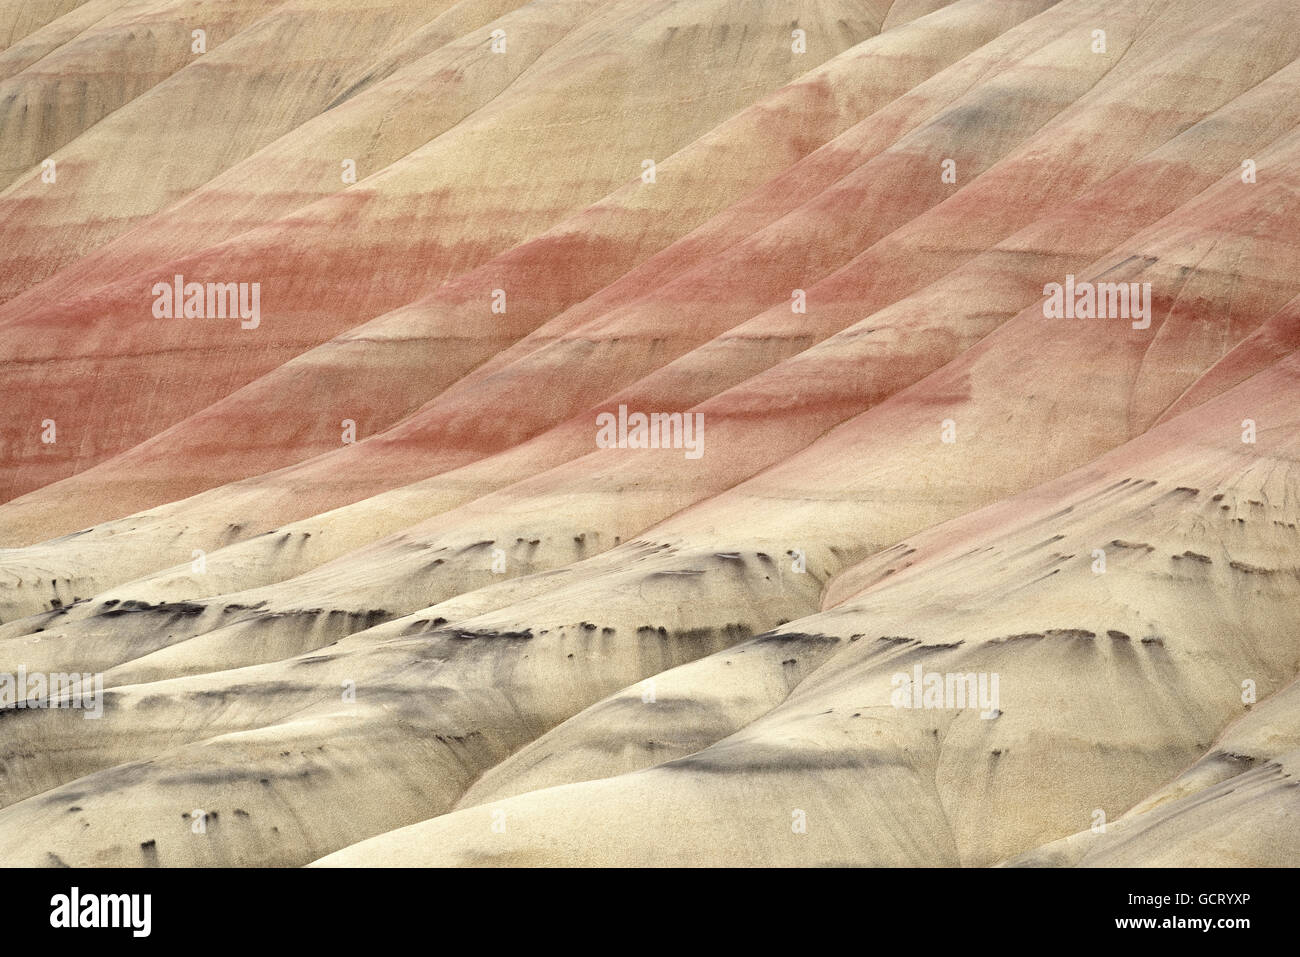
top-left (0, 0), bottom-right (1296, 868)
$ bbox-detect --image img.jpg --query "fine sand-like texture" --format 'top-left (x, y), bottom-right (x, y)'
top-left (1, 0), bottom-right (1297, 868)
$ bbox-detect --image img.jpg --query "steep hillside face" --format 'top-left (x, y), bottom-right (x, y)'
top-left (0, 0), bottom-right (1045, 544)
top-left (0, 0), bottom-right (1297, 868)
top-left (0, 0), bottom-right (909, 507)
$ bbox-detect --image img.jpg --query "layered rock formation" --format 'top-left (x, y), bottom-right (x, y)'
top-left (0, 0), bottom-right (1296, 867)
